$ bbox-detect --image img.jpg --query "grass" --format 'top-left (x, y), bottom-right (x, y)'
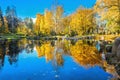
top-left (0, 33), bottom-right (26, 39)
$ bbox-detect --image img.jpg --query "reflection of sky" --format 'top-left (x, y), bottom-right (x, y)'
top-left (0, 50), bottom-right (112, 80)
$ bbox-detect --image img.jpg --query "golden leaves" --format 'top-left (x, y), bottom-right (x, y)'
top-left (70, 41), bottom-right (102, 67)
top-left (70, 9), bottom-right (94, 35)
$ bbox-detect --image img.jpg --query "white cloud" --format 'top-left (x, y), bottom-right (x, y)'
top-left (32, 18), bottom-right (36, 23)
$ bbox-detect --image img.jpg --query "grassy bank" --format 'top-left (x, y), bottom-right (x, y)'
top-left (0, 33), bottom-right (26, 40)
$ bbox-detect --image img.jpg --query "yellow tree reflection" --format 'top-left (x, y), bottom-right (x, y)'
top-left (36, 41), bottom-right (64, 66)
top-left (36, 42), bottom-right (54, 62)
top-left (70, 41), bottom-right (102, 67)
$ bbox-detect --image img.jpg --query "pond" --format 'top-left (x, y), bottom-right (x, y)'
top-left (0, 39), bottom-right (114, 80)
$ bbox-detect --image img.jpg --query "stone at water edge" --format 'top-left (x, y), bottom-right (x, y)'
top-left (117, 44), bottom-right (120, 60)
top-left (106, 45), bottom-right (112, 53)
top-left (112, 37), bottom-right (120, 56)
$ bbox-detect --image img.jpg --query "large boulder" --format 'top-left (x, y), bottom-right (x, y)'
top-left (117, 44), bottom-right (120, 60)
top-left (99, 40), bottom-right (108, 53)
top-left (112, 37), bottom-right (120, 56)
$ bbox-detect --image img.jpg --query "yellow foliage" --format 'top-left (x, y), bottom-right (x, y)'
top-left (56, 6), bottom-right (64, 19)
top-left (34, 14), bottom-right (44, 35)
top-left (44, 10), bottom-right (54, 34)
top-left (94, 0), bottom-right (120, 32)
top-left (70, 9), bottom-right (95, 35)
top-left (36, 42), bottom-right (54, 62)
top-left (17, 23), bottom-right (28, 35)
top-left (4, 17), bottom-right (9, 33)
top-left (70, 41), bottom-right (102, 67)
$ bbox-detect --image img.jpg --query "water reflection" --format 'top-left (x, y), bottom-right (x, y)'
top-left (0, 40), bottom-right (19, 67)
top-left (0, 39), bottom-right (118, 80)
top-left (35, 40), bottom-right (102, 67)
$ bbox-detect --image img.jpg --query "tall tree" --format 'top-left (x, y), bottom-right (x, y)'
top-left (24, 17), bottom-right (34, 30)
top-left (94, 0), bottom-right (120, 34)
top-left (4, 17), bottom-right (9, 33)
top-left (34, 14), bottom-right (44, 35)
top-left (0, 7), bottom-right (4, 33)
top-left (55, 6), bottom-right (64, 34)
top-left (70, 8), bottom-right (95, 35)
top-left (44, 9), bottom-right (54, 35)
top-left (6, 6), bottom-right (18, 33)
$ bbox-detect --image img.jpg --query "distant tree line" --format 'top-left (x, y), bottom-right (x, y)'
top-left (0, 6), bottom-right (34, 35)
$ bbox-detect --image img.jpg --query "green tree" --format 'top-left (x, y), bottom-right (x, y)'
top-left (6, 6), bottom-right (19, 33)
top-left (0, 7), bottom-right (5, 34)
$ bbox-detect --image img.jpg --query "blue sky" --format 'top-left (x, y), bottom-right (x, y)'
top-left (0, 0), bottom-right (96, 18)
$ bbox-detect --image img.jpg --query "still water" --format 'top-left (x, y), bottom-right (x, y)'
top-left (0, 39), bottom-right (113, 80)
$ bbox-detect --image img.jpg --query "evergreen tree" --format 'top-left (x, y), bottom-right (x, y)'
top-left (6, 6), bottom-right (18, 33)
top-left (0, 7), bottom-right (5, 33)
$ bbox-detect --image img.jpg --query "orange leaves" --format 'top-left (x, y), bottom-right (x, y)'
top-left (70, 9), bottom-right (94, 35)
top-left (70, 41), bottom-right (102, 67)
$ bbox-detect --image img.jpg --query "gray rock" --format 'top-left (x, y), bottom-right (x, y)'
top-left (106, 45), bottom-right (112, 53)
top-left (117, 44), bottom-right (120, 60)
top-left (112, 37), bottom-right (120, 56)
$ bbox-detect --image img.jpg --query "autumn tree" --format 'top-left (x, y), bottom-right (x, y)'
top-left (34, 6), bottom-right (64, 36)
top-left (16, 22), bottom-right (28, 35)
top-left (44, 10), bottom-right (54, 35)
top-left (34, 14), bottom-right (44, 36)
top-left (70, 8), bottom-right (95, 36)
top-left (53, 6), bottom-right (64, 34)
top-left (61, 16), bottom-right (71, 35)
top-left (94, 0), bottom-right (120, 34)
top-left (3, 17), bottom-right (9, 33)
top-left (56, 6), bottom-right (64, 34)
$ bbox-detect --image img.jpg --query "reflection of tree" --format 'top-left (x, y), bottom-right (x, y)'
top-left (18, 39), bottom-right (34, 53)
top-left (56, 53), bottom-right (64, 66)
top-left (0, 40), bottom-right (20, 68)
top-left (36, 41), bottom-right (54, 61)
top-left (35, 41), bottom-right (64, 66)
top-left (0, 39), bottom-right (34, 68)
top-left (25, 40), bottom-right (34, 53)
top-left (70, 41), bottom-right (102, 67)
top-left (7, 40), bottom-right (20, 65)
top-left (70, 40), bottom-right (77, 45)
top-left (0, 41), bottom-right (6, 69)
top-left (35, 40), bottom-right (103, 67)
